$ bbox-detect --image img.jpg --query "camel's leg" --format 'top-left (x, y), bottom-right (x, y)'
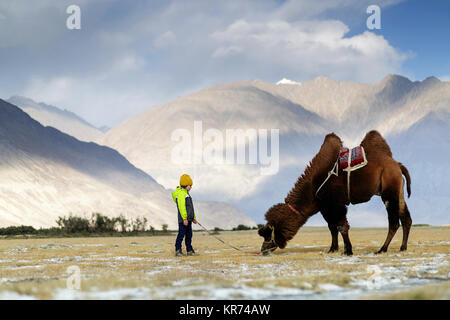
top-left (327, 223), bottom-right (339, 253)
top-left (337, 217), bottom-right (352, 256)
top-left (322, 205), bottom-right (347, 254)
top-left (398, 179), bottom-right (412, 251)
top-left (377, 196), bottom-right (400, 254)
top-left (400, 203), bottom-right (412, 251)
top-left (321, 211), bottom-right (339, 253)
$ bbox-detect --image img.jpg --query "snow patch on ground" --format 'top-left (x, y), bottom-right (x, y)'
top-left (0, 291), bottom-right (36, 300)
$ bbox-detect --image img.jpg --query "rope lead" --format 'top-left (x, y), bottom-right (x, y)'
top-left (196, 221), bottom-right (270, 255)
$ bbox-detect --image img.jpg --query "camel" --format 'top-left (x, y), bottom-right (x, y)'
top-left (258, 130), bottom-right (412, 255)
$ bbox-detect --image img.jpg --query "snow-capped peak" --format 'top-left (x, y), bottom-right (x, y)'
top-left (276, 78), bottom-right (302, 85)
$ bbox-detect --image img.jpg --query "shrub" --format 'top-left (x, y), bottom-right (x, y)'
top-left (0, 225), bottom-right (36, 235)
top-left (1, 213), bottom-right (158, 237)
top-left (130, 216), bottom-right (148, 232)
top-left (232, 224), bottom-right (252, 231)
top-left (90, 212), bottom-right (117, 232)
top-left (116, 214), bottom-right (129, 232)
top-left (56, 214), bottom-right (91, 233)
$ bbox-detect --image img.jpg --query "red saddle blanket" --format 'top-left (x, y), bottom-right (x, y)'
top-left (339, 146), bottom-right (366, 170)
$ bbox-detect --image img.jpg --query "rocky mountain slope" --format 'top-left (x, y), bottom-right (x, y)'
top-left (0, 99), bottom-right (256, 229)
top-left (98, 75), bottom-right (450, 226)
top-left (7, 96), bottom-right (104, 143)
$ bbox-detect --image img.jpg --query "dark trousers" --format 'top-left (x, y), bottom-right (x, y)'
top-left (175, 222), bottom-right (193, 252)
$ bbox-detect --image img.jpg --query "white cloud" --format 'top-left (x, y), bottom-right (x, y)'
top-left (0, 0), bottom-right (91, 48)
top-left (212, 45), bottom-right (243, 58)
top-left (211, 19), bottom-right (407, 82)
top-left (153, 31), bottom-right (177, 49)
top-left (22, 74), bottom-right (155, 127)
top-left (271, 0), bottom-right (406, 20)
top-left (113, 54), bottom-right (146, 72)
top-left (97, 30), bottom-right (136, 48)
top-left (25, 76), bottom-right (74, 102)
top-left (2, 0), bottom-right (411, 126)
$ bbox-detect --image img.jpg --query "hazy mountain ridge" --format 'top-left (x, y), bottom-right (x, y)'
top-left (0, 100), bottom-right (156, 195)
top-left (0, 99), bottom-right (256, 229)
top-left (7, 96), bottom-right (104, 143)
top-left (8, 96), bottom-right (95, 127)
top-left (253, 74), bottom-right (450, 143)
top-left (99, 74), bottom-right (450, 226)
top-left (99, 81), bottom-right (329, 202)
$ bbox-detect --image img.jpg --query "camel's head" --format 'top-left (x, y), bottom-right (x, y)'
top-left (258, 203), bottom-right (297, 255)
top-left (258, 224), bottom-right (279, 255)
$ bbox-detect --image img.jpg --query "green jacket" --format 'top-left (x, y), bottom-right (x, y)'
top-left (172, 186), bottom-right (196, 223)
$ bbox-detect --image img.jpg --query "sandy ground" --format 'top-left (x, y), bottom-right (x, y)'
top-left (0, 226), bottom-right (448, 300)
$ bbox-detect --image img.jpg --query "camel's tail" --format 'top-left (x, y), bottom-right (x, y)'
top-left (399, 162), bottom-right (411, 198)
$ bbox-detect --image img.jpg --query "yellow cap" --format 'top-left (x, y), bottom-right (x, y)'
top-left (180, 174), bottom-right (193, 186)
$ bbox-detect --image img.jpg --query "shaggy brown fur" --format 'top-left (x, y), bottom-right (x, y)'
top-left (259, 130), bottom-right (412, 255)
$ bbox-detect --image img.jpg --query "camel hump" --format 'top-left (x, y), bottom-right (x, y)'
top-left (319, 132), bottom-right (343, 161)
top-left (361, 130), bottom-right (392, 157)
top-left (323, 132), bottom-right (343, 148)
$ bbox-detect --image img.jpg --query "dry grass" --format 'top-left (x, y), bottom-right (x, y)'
top-left (0, 226), bottom-right (448, 299)
top-left (367, 282), bottom-right (450, 300)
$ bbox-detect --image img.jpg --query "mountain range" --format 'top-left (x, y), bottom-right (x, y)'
top-left (98, 74), bottom-right (450, 226)
top-left (0, 99), bottom-right (256, 229)
top-left (7, 96), bottom-right (105, 142)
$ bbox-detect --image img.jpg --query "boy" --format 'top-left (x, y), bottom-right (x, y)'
top-left (172, 174), bottom-right (198, 256)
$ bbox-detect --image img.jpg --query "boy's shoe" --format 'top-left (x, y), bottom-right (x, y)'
top-left (175, 249), bottom-right (185, 257)
top-left (187, 249), bottom-right (199, 256)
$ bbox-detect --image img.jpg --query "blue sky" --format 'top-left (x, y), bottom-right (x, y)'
top-left (0, 0), bottom-right (448, 126)
top-left (345, 0), bottom-right (450, 81)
